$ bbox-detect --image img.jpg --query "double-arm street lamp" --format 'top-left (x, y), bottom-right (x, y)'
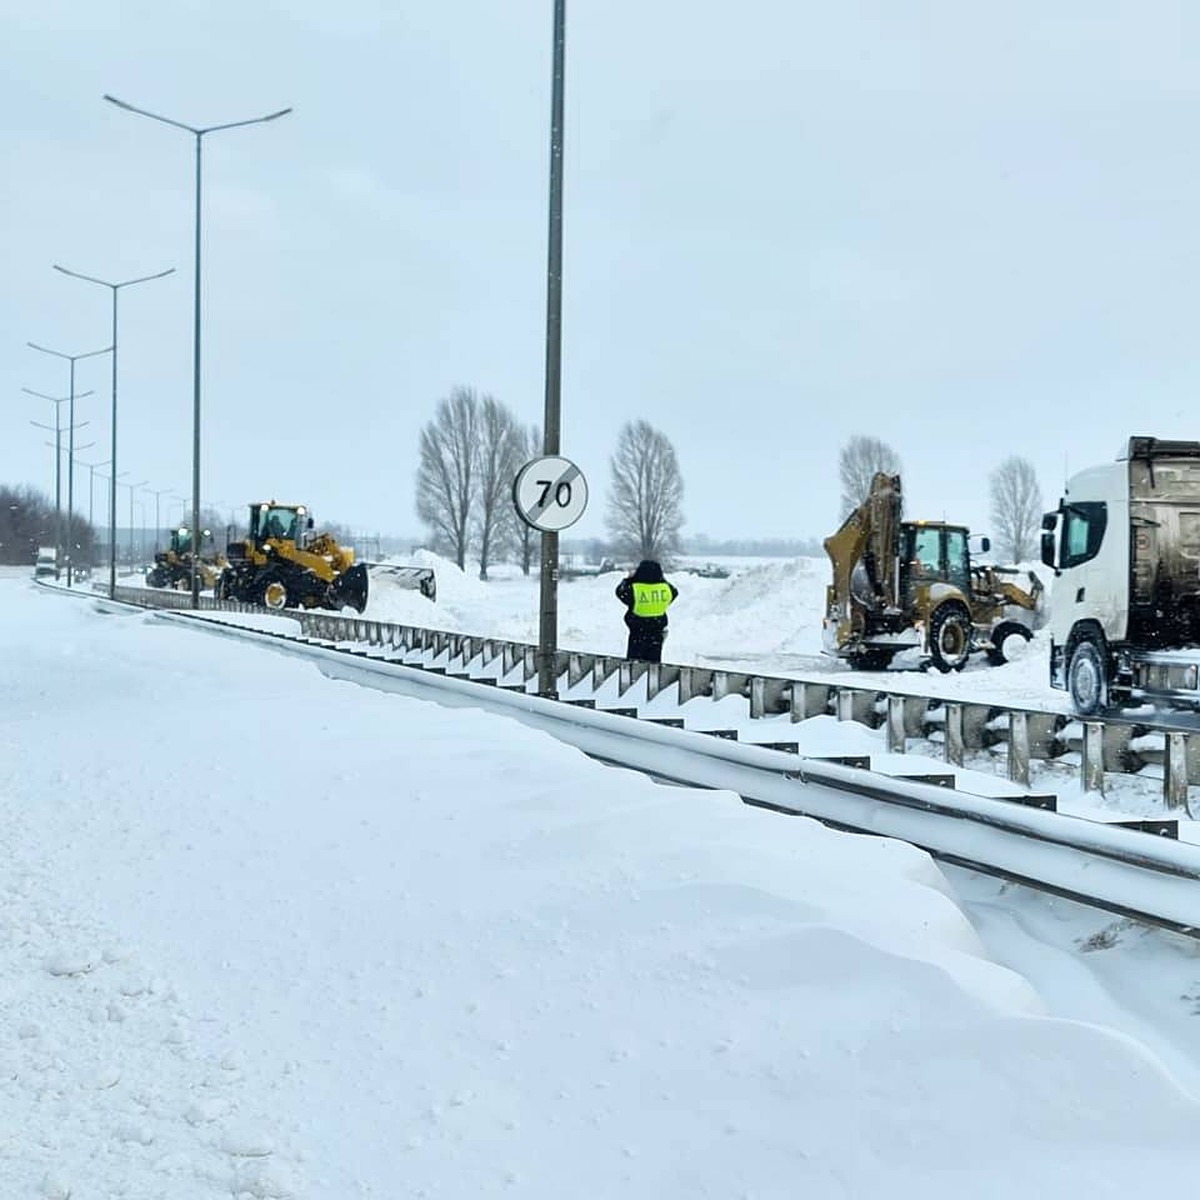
top-left (103, 93), bottom-right (292, 607)
top-left (52, 264), bottom-right (175, 598)
top-left (27, 342), bottom-right (112, 586)
top-left (23, 386), bottom-right (93, 573)
top-left (78, 457), bottom-right (111, 532)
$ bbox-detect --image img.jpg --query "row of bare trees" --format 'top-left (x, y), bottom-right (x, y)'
top-left (416, 387), bottom-right (540, 578)
top-left (416, 388), bottom-right (687, 574)
top-left (837, 434), bottom-right (1043, 562)
top-left (0, 485), bottom-right (99, 566)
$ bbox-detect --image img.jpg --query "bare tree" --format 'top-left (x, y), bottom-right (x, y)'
top-left (605, 420), bottom-right (685, 562)
top-left (473, 395), bottom-right (522, 580)
top-left (839, 435), bottom-right (902, 516)
top-left (988, 455), bottom-right (1042, 562)
top-left (512, 423), bottom-right (541, 576)
top-left (416, 386), bottom-right (481, 570)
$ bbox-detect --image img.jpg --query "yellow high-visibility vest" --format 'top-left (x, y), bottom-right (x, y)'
top-left (632, 581), bottom-right (672, 617)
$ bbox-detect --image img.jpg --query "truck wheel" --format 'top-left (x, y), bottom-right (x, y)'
top-left (929, 605), bottom-right (971, 673)
top-left (987, 620), bottom-right (1033, 666)
top-left (1068, 637), bottom-right (1109, 715)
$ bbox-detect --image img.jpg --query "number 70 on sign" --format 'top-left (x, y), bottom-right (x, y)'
top-left (512, 455), bottom-right (589, 532)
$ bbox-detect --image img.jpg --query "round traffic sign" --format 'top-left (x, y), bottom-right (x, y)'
top-left (512, 456), bottom-right (589, 532)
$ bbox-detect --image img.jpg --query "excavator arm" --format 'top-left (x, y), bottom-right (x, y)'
top-left (823, 472), bottom-right (902, 647)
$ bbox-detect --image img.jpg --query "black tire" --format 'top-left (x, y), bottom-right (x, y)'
top-left (146, 567), bottom-right (167, 589)
top-left (929, 604), bottom-right (972, 673)
top-left (849, 647), bottom-right (895, 672)
top-left (255, 571), bottom-right (291, 612)
top-left (987, 620), bottom-right (1033, 666)
top-left (1068, 636), bottom-right (1109, 716)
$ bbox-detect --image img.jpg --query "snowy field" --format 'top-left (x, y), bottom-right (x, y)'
top-left (5, 575), bottom-right (1200, 1197)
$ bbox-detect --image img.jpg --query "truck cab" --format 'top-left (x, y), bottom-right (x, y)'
top-left (1042, 437), bottom-right (1200, 712)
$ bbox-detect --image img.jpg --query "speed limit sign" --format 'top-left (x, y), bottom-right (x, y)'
top-left (512, 456), bottom-right (589, 532)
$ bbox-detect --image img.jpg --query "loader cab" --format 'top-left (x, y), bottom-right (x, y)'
top-left (249, 503), bottom-right (306, 547)
top-left (899, 522), bottom-right (971, 603)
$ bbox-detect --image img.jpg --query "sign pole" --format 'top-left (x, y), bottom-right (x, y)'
top-left (538, 0), bottom-right (567, 698)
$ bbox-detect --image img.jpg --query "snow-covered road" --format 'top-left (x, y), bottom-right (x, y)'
top-left (4, 579), bottom-right (1200, 1198)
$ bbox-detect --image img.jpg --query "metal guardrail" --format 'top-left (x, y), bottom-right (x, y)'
top-left (37, 578), bottom-right (1195, 933)
top-left (99, 583), bottom-right (1200, 814)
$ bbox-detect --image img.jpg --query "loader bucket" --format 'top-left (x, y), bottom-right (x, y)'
top-left (363, 563), bottom-right (437, 602)
top-left (332, 562), bottom-right (370, 614)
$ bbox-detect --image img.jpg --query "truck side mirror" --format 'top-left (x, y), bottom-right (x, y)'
top-left (1040, 512), bottom-right (1058, 570)
top-left (980, 536), bottom-right (990, 553)
top-left (307, 517), bottom-right (314, 530)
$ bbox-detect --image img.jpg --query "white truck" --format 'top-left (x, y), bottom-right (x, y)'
top-left (34, 546), bottom-right (57, 578)
top-left (1041, 436), bottom-right (1200, 713)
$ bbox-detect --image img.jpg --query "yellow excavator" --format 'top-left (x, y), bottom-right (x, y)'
top-left (822, 473), bottom-right (1043, 672)
top-left (215, 502), bottom-right (370, 613)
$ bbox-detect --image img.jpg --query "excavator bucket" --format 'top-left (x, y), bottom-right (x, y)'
top-left (331, 562), bottom-right (370, 614)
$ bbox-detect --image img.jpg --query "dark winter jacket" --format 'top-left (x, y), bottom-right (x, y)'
top-left (615, 560), bottom-right (678, 627)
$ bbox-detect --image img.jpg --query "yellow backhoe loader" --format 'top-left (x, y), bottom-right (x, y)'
top-left (822, 473), bottom-right (1043, 672)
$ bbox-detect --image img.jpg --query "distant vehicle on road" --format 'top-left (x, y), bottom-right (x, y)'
top-left (34, 547), bottom-right (56, 578)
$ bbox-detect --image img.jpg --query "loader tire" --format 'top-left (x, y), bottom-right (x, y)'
top-left (929, 604), bottom-right (971, 673)
top-left (256, 571), bottom-right (291, 612)
top-left (987, 620), bottom-right (1032, 666)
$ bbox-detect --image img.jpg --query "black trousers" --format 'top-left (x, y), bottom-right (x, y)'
top-left (625, 616), bottom-right (666, 663)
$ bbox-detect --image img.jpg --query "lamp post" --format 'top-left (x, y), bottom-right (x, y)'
top-left (78, 457), bottom-right (111, 566)
top-left (27, 342), bottom-right (112, 586)
top-left (24, 387), bottom-right (93, 576)
top-left (127, 479), bottom-right (149, 567)
top-left (78, 458), bottom-right (111, 530)
top-left (537, 0), bottom-right (567, 697)
top-left (52, 264), bottom-right (175, 599)
top-left (103, 92), bottom-right (292, 608)
top-left (149, 486), bottom-right (172, 553)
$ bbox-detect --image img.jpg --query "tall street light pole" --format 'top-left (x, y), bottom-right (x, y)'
top-left (103, 93), bottom-right (292, 608)
top-left (537, 0), bottom-right (567, 697)
top-left (23, 387), bottom-right (93, 574)
top-left (149, 486), bottom-right (172, 551)
top-left (27, 342), bottom-right (112, 587)
top-left (52, 264), bottom-right (175, 599)
top-left (79, 457), bottom-right (111, 534)
top-left (127, 479), bottom-right (149, 567)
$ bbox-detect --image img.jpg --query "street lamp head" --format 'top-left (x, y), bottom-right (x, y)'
top-left (54, 262), bottom-right (177, 289)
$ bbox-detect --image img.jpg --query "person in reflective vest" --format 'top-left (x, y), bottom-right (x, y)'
top-left (615, 559), bottom-right (679, 663)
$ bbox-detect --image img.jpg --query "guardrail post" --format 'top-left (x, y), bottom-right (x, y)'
top-left (836, 689), bottom-right (875, 726)
top-left (646, 662), bottom-right (681, 702)
top-left (678, 667), bottom-right (714, 705)
top-left (1007, 711), bottom-right (1031, 786)
top-left (944, 704), bottom-right (965, 766)
top-left (1164, 731), bottom-right (1190, 810)
top-left (790, 682), bottom-right (830, 722)
top-left (593, 655), bottom-right (621, 690)
top-left (618, 660), bottom-right (648, 696)
top-left (886, 694), bottom-right (908, 753)
top-left (712, 671), bottom-right (749, 701)
top-left (1081, 721), bottom-right (1105, 794)
top-left (749, 676), bottom-right (788, 718)
top-left (568, 653), bottom-right (592, 689)
top-left (522, 645), bottom-right (537, 682)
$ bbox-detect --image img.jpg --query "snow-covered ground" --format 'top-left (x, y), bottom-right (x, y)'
top-left (6, 576), bottom-right (1200, 1197)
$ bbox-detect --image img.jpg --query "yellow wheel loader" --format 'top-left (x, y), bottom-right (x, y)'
top-left (146, 526), bottom-right (225, 592)
top-left (215, 502), bottom-right (370, 613)
top-left (822, 473), bottom-right (1043, 672)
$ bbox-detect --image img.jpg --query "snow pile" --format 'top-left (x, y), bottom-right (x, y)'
top-left (5, 580), bottom-right (1200, 1196)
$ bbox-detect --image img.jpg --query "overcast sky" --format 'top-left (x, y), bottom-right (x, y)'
top-left (3, 1), bottom-right (1200, 544)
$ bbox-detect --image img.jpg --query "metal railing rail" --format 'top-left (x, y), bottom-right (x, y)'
top-left (95, 582), bottom-right (1200, 812)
